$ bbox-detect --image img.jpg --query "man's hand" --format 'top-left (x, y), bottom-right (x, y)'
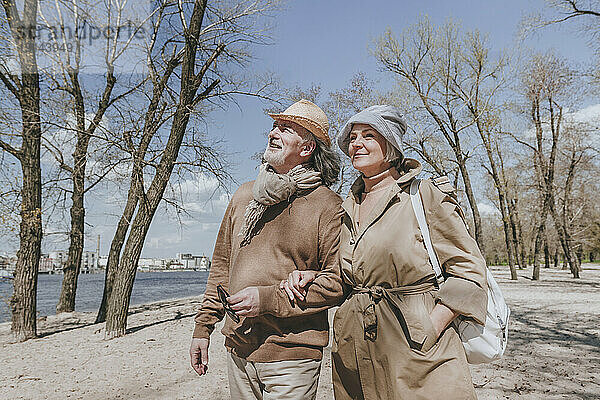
top-left (279, 270), bottom-right (317, 305)
top-left (190, 338), bottom-right (210, 376)
top-left (228, 287), bottom-right (260, 317)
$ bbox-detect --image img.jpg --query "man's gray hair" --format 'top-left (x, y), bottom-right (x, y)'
top-left (309, 135), bottom-right (340, 187)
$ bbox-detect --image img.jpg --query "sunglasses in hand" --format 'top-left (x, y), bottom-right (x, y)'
top-left (217, 284), bottom-right (240, 323)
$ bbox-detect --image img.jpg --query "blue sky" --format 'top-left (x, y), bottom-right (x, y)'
top-left (96, 0), bottom-right (597, 259)
top-left (213, 0), bottom-right (593, 186)
top-left (3, 0), bottom-right (596, 259)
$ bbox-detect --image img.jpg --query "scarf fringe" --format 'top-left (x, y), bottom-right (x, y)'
top-left (238, 163), bottom-right (321, 246)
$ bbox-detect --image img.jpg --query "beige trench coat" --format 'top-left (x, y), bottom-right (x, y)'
top-left (332, 159), bottom-right (488, 400)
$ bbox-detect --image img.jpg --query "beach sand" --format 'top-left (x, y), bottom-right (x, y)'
top-left (1, 264), bottom-right (599, 400)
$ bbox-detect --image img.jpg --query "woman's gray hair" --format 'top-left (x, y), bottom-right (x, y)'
top-left (309, 135), bottom-right (340, 187)
top-left (339, 127), bottom-right (404, 171)
top-left (384, 139), bottom-right (404, 170)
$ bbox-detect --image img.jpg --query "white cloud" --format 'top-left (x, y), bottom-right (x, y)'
top-left (568, 104), bottom-right (600, 124)
top-left (175, 173), bottom-right (223, 199)
top-left (520, 103), bottom-right (600, 143)
top-left (81, 175), bottom-right (232, 258)
top-left (478, 202), bottom-right (500, 216)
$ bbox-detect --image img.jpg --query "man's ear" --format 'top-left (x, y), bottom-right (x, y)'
top-left (300, 140), bottom-right (316, 158)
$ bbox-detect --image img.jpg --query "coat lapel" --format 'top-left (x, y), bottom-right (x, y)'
top-left (342, 159), bottom-right (423, 246)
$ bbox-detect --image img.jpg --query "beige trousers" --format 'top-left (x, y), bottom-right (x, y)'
top-left (227, 352), bottom-right (321, 400)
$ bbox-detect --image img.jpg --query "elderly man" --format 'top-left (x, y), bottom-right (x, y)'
top-left (189, 99), bottom-right (344, 400)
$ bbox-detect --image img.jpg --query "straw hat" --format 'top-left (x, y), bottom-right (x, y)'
top-left (268, 99), bottom-right (331, 146)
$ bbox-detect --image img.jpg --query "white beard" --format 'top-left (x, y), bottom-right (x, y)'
top-left (263, 147), bottom-right (285, 167)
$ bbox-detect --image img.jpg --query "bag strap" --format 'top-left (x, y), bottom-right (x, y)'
top-left (409, 179), bottom-right (444, 286)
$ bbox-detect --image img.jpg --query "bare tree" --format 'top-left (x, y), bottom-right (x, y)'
top-left (33, 0), bottom-right (146, 313)
top-left (497, 141), bottom-right (528, 270)
top-left (446, 31), bottom-right (520, 279)
top-left (101, 0), bottom-right (279, 338)
top-left (514, 52), bottom-right (575, 280)
top-left (554, 119), bottom-right (598, 277)
top-left (373, 18), bottom-right (502, 254)
top-left (0, 0), bottom-right (43, 341)
top-left (524, 0), bottom-right (600, 86)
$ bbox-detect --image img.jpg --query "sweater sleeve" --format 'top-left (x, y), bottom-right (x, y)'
top-left (425, 181), bottom-right (488, 325)
top-left (257, 206), bottom-right (345, 317)
top-left (192, 200), bottom-right (234, 338)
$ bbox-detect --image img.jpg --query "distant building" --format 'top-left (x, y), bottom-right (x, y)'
top-left (95, 253), bottom-right (211, 272)
top-left (48, 251), bottom-right (67, 272)
top-left (98, 255), bottom-right (108, 270)
top-left (177, 253), bottom-right (211, 270)
top-left (0, 254), bottom-right (11, 270)
top-left (43, 250), bottom-right (100, 274)
top-left (39, 254), bottom-right (56, 274)
top-left (0, 253), bottom-right (16, 276)
top-left (137, 257), bottom-right (167, 272)
top-left (81, 251), bottom-right (97, 273)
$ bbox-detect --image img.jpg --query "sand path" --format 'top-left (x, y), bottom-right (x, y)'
top-left (1, 264), bottom-right (599, 399)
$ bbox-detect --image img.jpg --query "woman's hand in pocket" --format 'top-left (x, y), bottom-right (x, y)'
top-left (429, 303), bottom-right (459, 339)
top-left (279, 270), bottom-right (318, 305)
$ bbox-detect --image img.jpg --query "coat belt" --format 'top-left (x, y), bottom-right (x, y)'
top-left (350, 282), bottom-right (436, 342)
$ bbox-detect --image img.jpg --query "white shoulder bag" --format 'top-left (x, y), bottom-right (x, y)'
top-left (410, 178), bottom-right (510, 364)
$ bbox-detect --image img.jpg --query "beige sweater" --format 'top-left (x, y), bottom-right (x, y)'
top-left (193, 181), bottom-right (344, 362)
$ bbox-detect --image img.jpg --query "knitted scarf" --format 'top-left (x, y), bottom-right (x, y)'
top-left (239, 163), bottom-right (322, 246)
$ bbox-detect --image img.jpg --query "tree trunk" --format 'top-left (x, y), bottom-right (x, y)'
top-left (457, 158), bottom-right (484, 254)
top-left (57, 130), bottom-right (88, 313)
top-left (570, 251), bottom-right (581, 278)
top-left (104, 0), bottom-right (218, 338)
top-left (544, 239), bottom-right (550, 268)
top-left (532, 194), bottom-right (551, 280)
top-left (573, 248), bottom-right (582, 278)
top-left (11, 151), bottom-right (42, 341)
top-left (549, 195), bottom-right (576, 274)
top-left (491, 140), bottom-right (517, 279)
top-left (56, 185), bottom-right (84, 313)
top-left (5, 0), bottom-right (43, 341)
top-left (105, 205), bottom-right (155, 338)
top-left (559, 150), bottom-right (582, 279)
top-left (510, 196), bottom-right (527, 269)
top-left (96, 190), bottom-right (138, 323)
top-left (554, 247), bottom-right (559, 269)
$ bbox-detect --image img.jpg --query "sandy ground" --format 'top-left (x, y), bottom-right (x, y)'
top-left (1, 264), bottom-right (599, 400)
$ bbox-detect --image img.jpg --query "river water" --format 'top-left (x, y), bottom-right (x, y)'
top-left (0, 271), bottom-right (209, 323)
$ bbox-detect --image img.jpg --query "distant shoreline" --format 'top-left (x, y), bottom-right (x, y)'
top-left (0, 270), bottom-right (209, 324)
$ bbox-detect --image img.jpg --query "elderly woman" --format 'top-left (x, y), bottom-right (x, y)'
top-left (281, 105), bottom-right (488, 399)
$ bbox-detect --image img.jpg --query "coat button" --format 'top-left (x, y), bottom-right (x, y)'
top-left (350, 238), bottom-right (355, 245)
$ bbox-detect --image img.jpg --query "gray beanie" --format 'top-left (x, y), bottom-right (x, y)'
top-left (337, 105), bottom-right (407, 156)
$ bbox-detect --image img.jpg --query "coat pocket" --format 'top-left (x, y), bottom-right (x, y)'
top-left (387, 293), bottom-right (438, 353)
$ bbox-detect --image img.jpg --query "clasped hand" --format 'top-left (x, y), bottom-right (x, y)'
top-left (279, 270), bottom-right (317, 306)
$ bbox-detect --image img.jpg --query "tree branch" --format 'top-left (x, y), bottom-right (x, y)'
top-left (0, 68), bottom-right (21, 99)
top-left (0, 138), bottom-right (22, 160)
